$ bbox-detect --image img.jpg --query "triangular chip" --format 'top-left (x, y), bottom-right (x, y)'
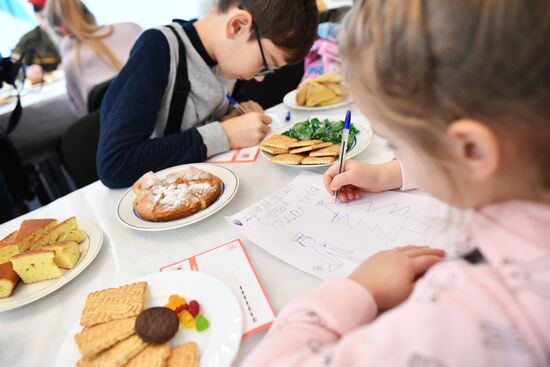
top-left (305, 82), bottom-right (337, 107)
top-left (296, 82), bottom-right (310, 106)
top-left (315, 72), bottom-right (343, 83)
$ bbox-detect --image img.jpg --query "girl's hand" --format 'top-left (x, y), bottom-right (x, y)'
top-left (221, 112), bottom-right (272, 148)
top-left (323, 160), bottom-right (403, 202)
top-left (349, 246), bottom-right (445, 311)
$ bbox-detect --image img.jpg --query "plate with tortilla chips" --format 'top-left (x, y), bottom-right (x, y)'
top-left (260, 116), bottom-right (372, 167)
top-left (283, 73), bottom-right (353, 111)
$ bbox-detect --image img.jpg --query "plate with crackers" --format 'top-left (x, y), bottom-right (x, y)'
top-left (0, 218), bottom-right (103, 312)
top-left (117, 164), bottom-right (239, 231)
top-left (260, 116), bottom-right (372, 167)
top-left (283, 73), bottom-right (353, 111)
top-left (56, 270), bottom-right (243, 367)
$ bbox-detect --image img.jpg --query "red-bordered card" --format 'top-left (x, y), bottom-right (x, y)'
top-left (206, 147), bottom-right (260, 163)
top-left (160, 239), bottom-right (275, 337)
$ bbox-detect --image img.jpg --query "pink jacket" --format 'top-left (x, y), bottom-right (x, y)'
top-left (243, 201), bottom-right (550, 366)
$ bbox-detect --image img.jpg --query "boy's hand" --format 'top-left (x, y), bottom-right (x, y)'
top-left (221, 100), bottom-right (264, 121)
top-left (349, 246), bottom-right (445, 311)
top-left (324, 160), bottom-right (403, 202)
top-left (221, 112), bottom-right (272, 148)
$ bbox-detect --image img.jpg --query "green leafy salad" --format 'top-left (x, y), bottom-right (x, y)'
top-left (281, 117), bottom-right (360, 150)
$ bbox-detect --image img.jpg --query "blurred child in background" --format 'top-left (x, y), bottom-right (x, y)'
top-left (46, 0), bottom-right (141, 116)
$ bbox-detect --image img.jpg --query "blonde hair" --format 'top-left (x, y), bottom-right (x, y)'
top-left (340, 0), bottom-right (550, 189)
top-left (46, 0), bottom-right (122, 71)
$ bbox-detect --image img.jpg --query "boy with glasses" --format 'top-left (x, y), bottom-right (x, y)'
top-left (98, 0), bottom-right (318, 188)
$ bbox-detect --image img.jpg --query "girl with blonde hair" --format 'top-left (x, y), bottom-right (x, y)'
top-left (47, 0), bottom-right (141, 116)
top-left (244, 0), bottom-right (550, 366)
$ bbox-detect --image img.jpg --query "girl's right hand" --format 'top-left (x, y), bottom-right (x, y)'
top-left (323, 159), bottom-right (403, 202)
top-left (349, 246), bottom-right (445, 311)
top-left (220, 112), bottom-right (272, 148)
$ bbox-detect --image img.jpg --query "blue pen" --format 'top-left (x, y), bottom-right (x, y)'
top-left (225, 94), bottom-right (247, 115)
top-left (334, 110), bottom-right (352, 203)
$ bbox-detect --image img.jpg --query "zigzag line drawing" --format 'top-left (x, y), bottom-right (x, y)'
top-left (316, 200), bottom-right (431, 242)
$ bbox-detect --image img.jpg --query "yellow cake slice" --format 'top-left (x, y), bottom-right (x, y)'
top-left (45, 241), bottom-right (81, 269)
top-left (30, 217), bottom-right (81, 249)
top-left (13, 219), bottom-right (58, 251)
top-left (58, 229), bottom-right (87, 243)
top-left (0, 219), bottom-right (58, 263)
top-left (0, 231), bottom-right (19, 264)
top-left (10, 249), bottom-right (63, 284)
top-left (0, 261), bottom-right (19, 298)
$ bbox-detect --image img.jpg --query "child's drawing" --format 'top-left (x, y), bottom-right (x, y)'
top-left (292, 232), bottom-right (362, 273)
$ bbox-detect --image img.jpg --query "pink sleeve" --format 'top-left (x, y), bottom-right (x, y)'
top-left (243, 261), bottom-right (542, 367)
top-left (242, 278), bottom-right (378, 367)
top-left (398, 159), bottom-right (417, 191)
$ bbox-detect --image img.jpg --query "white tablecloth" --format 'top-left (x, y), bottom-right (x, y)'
top-left (0, 103), bottom-right (393, 366)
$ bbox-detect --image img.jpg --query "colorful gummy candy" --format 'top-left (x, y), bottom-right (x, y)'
top-left (165, 294), bottom-right (210, 332)
top-left (165, 295), bottom-right (186, 311)
top-left (195, 315), bottom-right (209, 332)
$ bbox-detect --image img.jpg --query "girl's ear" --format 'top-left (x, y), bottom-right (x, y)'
top-left (447, 119), bottom-right (501, 181)
top-left (225, 9), bottom-right (253, 40)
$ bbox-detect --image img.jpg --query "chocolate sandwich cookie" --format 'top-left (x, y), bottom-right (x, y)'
top-left (135, 307), bottom-right (179, 344)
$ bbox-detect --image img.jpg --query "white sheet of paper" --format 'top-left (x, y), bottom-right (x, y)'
top-left (160, 239), bottom-right (275, 336)
top-left (226, 172), bottom-right (462, 280)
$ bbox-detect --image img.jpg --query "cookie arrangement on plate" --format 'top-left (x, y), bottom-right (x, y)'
top-left (261, 117), bottom-right (361, 165)
top-left (75, 282), bottom-right (201, 367)
top-left (0, 217), bottom-right (87, 298)
top-left (261, 135), bottom-right (340, 165)
top-left (132, 167), bottom-right (222, 222)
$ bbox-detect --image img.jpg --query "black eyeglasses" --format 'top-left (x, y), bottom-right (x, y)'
top-left (252, 22), bottom-right (277, 78)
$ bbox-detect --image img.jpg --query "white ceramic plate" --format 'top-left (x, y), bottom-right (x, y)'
top-left (117, 164), bottom-right (239, 231)
top-left (261, 116), bottom-right (373, 168)
top-left (0, 220), bottom-right (103, 312)
top-left (56, 271), bottom-right (243, 367)
top-left (283, 89), bottom-right (353, 111)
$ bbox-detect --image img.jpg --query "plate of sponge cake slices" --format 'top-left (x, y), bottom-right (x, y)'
top-left (0, 217), bottom-right (103, 312)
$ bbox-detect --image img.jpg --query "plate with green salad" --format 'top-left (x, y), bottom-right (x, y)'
top-left (260, 116), bottom-right (372, 167)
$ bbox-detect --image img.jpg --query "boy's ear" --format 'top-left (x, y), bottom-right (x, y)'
top-left (225, 9), bottom-right (253, 39)
top-left (447, 119), bottom-right (501, 181)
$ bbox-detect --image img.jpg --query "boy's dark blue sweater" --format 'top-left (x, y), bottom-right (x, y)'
top-left (97, 21), bottom-right (212, 189)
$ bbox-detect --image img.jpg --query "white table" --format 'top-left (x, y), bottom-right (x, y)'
top-left (0, 103), bottom-right (393, 367)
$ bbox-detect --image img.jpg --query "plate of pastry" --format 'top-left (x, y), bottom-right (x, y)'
top-left (260, 115), bottom-right (372, 167)
top-left (0, 217), bottom-right (103, 312)
top-left (283, 73), bottom-right (353, 111)
top-left (55, 270), bottom-right (243, 367)
top-left (117, 164), bottom-right (239, 231)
